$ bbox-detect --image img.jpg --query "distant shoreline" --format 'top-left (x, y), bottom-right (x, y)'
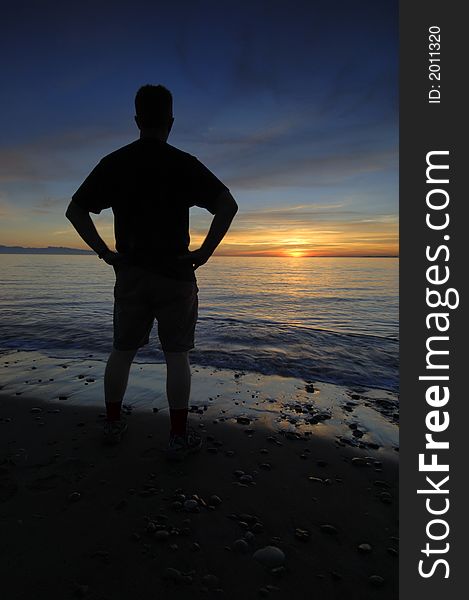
top-left (0, 245), bottom-right (93, 255)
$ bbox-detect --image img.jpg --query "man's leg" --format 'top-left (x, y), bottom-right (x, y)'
top-left (164, 350), bottom-right (191, 436)
top-left (104, 347), bottom-right (138, 421)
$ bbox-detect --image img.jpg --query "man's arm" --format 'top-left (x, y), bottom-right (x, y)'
top-left (65, 200), bottom-right (118, 264)
top-left (183, 190), bottom-right (238, 269)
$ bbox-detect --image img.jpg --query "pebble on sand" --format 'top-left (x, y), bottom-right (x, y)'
top-left (295, 528), bottom-right (310, 542)
top-left (319, 524), bottom-right (338, 535)
top-left (380, 491), bottom-right (393, 504)
top-left (183, 499), bottom-right (200, 513)
top-left (244, 531), bottom-right (255, 544)
top-left (239, 474), bottom-right (253, 484)
top-left (369, 575), bottom-right (385, 587)
top-left (233, 539), bottom-right (249, 553)
top-left (253, 546), bottom-right (286, 569)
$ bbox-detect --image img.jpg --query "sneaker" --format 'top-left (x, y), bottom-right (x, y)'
top-left (103, 419), bottom-right (128, 445)
top-left (165, 428), bottom-right (202, 461)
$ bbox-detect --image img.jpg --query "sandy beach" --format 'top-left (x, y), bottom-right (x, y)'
top-left (1, 350), bottom-right (398, 599)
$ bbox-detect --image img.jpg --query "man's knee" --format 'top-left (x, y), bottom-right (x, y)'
top-left (164, 350), bottom-right (190, 367)
top-left (110, 347), bottom-right (138, 362)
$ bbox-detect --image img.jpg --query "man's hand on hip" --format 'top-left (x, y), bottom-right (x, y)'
top-left (178, 248), bottom-right (210, 270)
top-left (102, 250), bottom-right (124, 266)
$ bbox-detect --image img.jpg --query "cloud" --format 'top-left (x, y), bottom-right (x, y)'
top-left (177, 102), bottom-right (397, 193)
top-left (231, 203), bottom-right (353, 224)
top-left (191, 202), bottom-right (398, 236)
top-left (0, 126), bottom-right (130, 184)
top-left (31, 197), bottom-right (68, 215)
top-left (0, 200), bottom-right (14, 218)
top-left (189, 198), bottom-right (398, 257)
top-left (51, 229), bottom-right (74, 236)
top-left (0, 195), bottom-right (27, 220)
top-left (221, 148), bottom-right (396, 190)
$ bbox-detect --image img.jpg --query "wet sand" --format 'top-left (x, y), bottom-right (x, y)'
top-left (0, 351), bottom-right (398, 599)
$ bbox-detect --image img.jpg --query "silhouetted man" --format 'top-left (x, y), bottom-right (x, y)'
top-left (66, 84), bottom-right (237, 459)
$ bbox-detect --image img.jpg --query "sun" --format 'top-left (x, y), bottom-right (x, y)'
top-left (288, 250), bottom-right (304, 258)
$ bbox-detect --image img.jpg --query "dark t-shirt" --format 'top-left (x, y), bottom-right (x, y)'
top-left (72, 138), bottom-right (229, 281)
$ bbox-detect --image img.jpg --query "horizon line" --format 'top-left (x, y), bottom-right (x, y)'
top-left (0, 245), bottom-right (399, 258)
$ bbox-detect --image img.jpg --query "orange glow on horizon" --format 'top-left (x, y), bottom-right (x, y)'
top-left (1, 212), bottom-right (399, 258)
top-left (286, 249), bottom-right (305, 258)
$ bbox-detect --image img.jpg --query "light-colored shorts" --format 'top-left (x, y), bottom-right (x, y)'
top-left (112, 263), bottom-right (198, 353)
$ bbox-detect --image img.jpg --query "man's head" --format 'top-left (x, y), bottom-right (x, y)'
top-left (134, 84), bottom-right (174, 139)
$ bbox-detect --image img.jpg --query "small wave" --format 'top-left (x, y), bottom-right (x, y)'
top-left (0, 316), bottom-right (398, 393)
top-left (198, 315), bottom-right (398, 342)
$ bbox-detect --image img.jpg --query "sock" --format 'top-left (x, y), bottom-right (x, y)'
top-left (170, 408), bottom-right (189, 437)
top-left (106, 401), bottom-right (122, 422)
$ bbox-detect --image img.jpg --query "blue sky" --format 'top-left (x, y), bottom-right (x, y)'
top-left (0, 0), bottom-right (398, 256)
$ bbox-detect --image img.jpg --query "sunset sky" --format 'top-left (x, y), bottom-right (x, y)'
top-left (0, 0), bottom-right (398, 257)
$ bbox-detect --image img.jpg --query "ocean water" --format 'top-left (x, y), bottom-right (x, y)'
top-left (0, 255), bottom-right (398, 391)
